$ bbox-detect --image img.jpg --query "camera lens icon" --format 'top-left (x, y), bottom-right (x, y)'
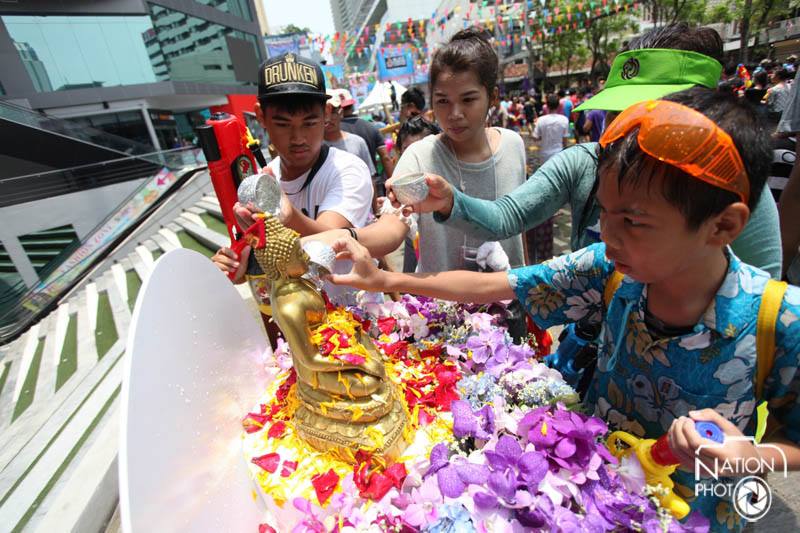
top-left (732, 476), bottom-right (772, 522)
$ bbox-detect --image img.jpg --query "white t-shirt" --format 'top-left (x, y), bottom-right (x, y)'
top-left (534, 113), bottom-right (570, 162)
top-left (267, 146), bottom-right (373, 228)
top-left (325, 132), bottom-right (377, 177)
top-left (267, 147), bottom-right (374, 305)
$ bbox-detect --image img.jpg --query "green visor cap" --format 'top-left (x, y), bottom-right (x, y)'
top-left (575, 48), bottom-right (722, 112)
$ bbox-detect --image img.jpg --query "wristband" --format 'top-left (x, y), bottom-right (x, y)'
top-left (346, 227), bottom-right (358, 241)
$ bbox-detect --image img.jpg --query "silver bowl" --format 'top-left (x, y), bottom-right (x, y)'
top-left (236, 174), bottom-right (259, 207)
top-left (254, 173), bottom-right (283, 216)
top-left (302, 240), bottom-right (336, 276)
top-left (392, 172), bottom-right (429, 205)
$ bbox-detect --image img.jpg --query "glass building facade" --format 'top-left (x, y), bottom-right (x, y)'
top-left (2, 3), bottom-right (262, 93)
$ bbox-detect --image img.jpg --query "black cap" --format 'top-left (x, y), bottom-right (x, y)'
top-left (258, 53), bottom-right (329, 101)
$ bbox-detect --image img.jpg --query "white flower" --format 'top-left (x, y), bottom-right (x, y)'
top-left (410, 313), bottom-right (429, 338)
top-left (507, 272), bottom-right (519, 290)
top-left (564, 288), bottom-right (603, 322)
top-left (780, 308), bottom-right (798, 329)
top-left (713, 334), bottom-right (756, 401)
top-left (678, 331), bottom-right (712, 351)
top-left (711, 399), bottom-right (757, 432)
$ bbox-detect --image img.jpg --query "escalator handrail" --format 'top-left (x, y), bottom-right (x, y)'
top-left (0, 100), bottom-right (155, 157)
top-left (0, 163), bottom-right (207, 345)
top-left (1, 147), bottom-right (197, 183)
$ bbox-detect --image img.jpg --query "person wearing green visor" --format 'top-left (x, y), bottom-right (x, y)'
top-left (392, 22), bottom-right (781, 279)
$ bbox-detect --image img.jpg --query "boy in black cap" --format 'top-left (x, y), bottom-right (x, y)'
top-left (212, 53), bottom-right (374, 324)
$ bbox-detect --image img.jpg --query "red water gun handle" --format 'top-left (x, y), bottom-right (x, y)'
top-left (196, 113), bottom-right (259, 244)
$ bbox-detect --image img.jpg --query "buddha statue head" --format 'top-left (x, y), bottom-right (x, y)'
top-left (250, 213), bottom-right (309, 281)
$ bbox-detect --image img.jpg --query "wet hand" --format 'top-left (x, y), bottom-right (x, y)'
top-left (212, 245), bottom-right (249, 283)
top-left (328, 237), bottom-right (387, 291)
top-left (667, 409), bottom-right (757, 476)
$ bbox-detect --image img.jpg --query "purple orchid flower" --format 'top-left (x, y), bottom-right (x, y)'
top-left (518, 405), bottom-right (615, 477)
top-left (451, 400), bottom-right (495, 440)
top-left (465, 329), bottom-right (506, 365)
top-left (424, 443), bottom-right (489, 499)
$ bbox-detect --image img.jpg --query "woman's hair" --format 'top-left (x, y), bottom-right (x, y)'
top-left (597, 87), bottom-right (770, 228)
top-left (429, 27), bottom-right (498, 98)
top-left (397, 115), bottom-right (441, 152)
top-left (623, 22), bottom-right (723, 63)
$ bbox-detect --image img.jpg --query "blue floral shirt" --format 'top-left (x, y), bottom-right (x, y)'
top-left (509, 243), bottom-right (800, 532)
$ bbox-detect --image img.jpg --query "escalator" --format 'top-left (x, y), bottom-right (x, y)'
top-left (0, 149), bottom-right (208, 344)
top-left (0, 100), bottom-right (163, 205)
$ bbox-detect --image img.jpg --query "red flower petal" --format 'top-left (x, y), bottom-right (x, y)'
top-left (420, 345), bottom-right (443, 359)
top-left (311, 468), bottom-right (340, 505)
top-left (361, 472), bottom-right (394, 501)
top-left (242, 412), bottom-right (269, 433)
top-left (252, 453), bottom-right (281, 473)
top-left (384, 462), bottom-right (407, 489)
top-left (417, 409), bottom-right (435, 425)
top-left (267, 421), bottom-right (286, 439)
top-left (377, 316), bottom-right (397, 335)
top-left (281, 460), bottom-right (298, 477)
top-left (259, 524), bottom-right (277, 533)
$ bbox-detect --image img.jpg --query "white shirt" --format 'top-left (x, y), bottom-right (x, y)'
top-left (534, 113), bottom-right (570, 162)
top-left (267, 146), bottom-right (373, 228)
top-left (267, 147), bottom-right (374, 305)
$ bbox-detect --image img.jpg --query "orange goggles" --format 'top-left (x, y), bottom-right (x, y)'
top-left (599, 100), bottom-right (749, 203)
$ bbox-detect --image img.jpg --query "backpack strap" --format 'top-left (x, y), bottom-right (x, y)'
top-left (754, 279), bottom-right (788, 443)
top-left (755, 279), bottom-right (788, 400)
top-left (603, 270), bottom-right (625, 308)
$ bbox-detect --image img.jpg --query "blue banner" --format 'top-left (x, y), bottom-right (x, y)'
top-left (377, 48), bottom-right (415, 81)
top-left (321, 64), bottom-right (346, 89)
top-left (264, 34), bottom-right (301, 58)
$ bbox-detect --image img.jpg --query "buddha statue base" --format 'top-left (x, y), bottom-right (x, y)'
top-left (293, 391), bottom-right (409, 463)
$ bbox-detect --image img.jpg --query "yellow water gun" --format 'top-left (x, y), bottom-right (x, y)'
top-left (607, 421), bottom-right (724, 519)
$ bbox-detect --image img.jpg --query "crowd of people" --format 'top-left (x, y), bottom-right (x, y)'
top-left (210, 22), bottom-right (800, 531)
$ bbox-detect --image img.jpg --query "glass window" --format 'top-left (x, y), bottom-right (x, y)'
top-left (147, 4), bottom-right (259, 84)
top-left (194, 0), bottom-right (253, 21)
top-left (3, 15), bottom-right (158, 91)
top-left (66, 110), bottom-right (154, 149)
top-left (3, 11), bottom-right (261, 91)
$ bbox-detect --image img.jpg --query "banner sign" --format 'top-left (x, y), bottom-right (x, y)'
top-left (377, 48), bottom-right (415, 80)
top-left (264, 34), bottom-right (302, 58)
top-left (24, 167), bottom-right (180, 311)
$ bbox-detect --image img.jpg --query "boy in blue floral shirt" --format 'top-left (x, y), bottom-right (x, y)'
top-left (331, 88), bottom-right (800, 531)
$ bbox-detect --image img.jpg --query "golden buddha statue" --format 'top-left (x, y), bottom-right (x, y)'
top-left (245, 212), bottom-right (408, 461)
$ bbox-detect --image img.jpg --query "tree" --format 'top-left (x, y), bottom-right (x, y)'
top-left (643, 0), bottom-right (708, 26)
top-left (283, 24), bottom-right (310, 35)
top-left (708, 0), bottom-right (795, 63)
top-left (585, 14), bottom-right (639, 84)
top-left (540, 29), bottom-right (588, 88)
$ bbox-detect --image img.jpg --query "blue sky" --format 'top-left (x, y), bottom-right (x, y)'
top-left (262, 0), bottom-right (335, 35)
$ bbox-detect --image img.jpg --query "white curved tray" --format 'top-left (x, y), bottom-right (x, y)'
top-left (120, 248), bottom-right (272, 532)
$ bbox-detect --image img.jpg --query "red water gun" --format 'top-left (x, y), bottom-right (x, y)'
top-left (196, 113), bottom-right (267, 278)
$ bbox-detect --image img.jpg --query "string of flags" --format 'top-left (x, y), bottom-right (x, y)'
top-left (304, 0), bottom-right (641, 63)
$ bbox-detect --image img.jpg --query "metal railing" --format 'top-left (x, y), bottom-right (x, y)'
top-left (0, 147), bottom-right (203, 207)
top-left (0, 100), bottom-right (154, 157)
top-left (0, 148), bottom-right (207, 344)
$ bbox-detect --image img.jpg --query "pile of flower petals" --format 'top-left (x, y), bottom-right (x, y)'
top-left (243, 294), bottom-right (709, 532)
